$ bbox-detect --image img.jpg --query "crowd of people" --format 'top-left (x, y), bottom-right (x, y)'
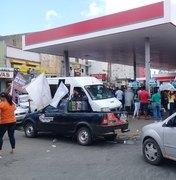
top-left (132, 86), bottom-right (176, 121)
top-left (111, 85), bottom-right (176, 121)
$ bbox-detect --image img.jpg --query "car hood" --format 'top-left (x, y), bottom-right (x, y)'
top-left (142, 121), bottom-right (163, 130)
top-left (142, 121), bottom-right (165, 139)
top-left (91, 97), bottom-right (122, 110)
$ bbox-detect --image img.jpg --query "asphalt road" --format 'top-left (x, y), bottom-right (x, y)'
top-left (0, 128), bottom-right (176, 180)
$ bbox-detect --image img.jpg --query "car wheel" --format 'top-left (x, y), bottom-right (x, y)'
top-left (24, 122), bottom-right (37, 138)
top-left (77, 127), bottom-right (92, 146)
top-left (104, 134), bottom-right (117, 141)
top-left (143, 138), bottom-right (163, 165)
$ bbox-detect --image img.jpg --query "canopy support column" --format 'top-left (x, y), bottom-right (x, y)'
top-left (64, 50), bottom-right (70, 77)
top-left (145, 37), bottom-right (151, 92)
top-left (133, 49), bottom-right (136, 80)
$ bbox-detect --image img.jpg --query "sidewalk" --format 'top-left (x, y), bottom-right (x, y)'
top-left (117, 115), bottom-right (154, 140)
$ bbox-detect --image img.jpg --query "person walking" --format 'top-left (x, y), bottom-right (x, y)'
top-left (133, 90), bottom-right (140, 119)
top-left (0, 92), bottom-right (16, 157)
top-left (138, 86), bottom-right (150, 119)
top-left (150, 87), bottom-right (161, 121)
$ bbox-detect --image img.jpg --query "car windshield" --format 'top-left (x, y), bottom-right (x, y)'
top-left (85, 84), bottom-right (114, 100)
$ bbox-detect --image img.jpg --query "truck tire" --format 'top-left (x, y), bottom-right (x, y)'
top-left (143, 138), bottom-right (163, 165)
top-left (24, 122), bottom-right (37, 138)
top-left (77, 127), bottom-right (92, 146)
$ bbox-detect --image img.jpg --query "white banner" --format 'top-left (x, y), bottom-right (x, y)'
top-left (26, 73), bottom-right (52, 110)
top-left (50, 81), bottom-right (68, 108)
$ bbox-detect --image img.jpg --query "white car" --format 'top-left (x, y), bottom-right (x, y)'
top-left (141, 112), bottom-right (176, 165)
top-left (15, 94), bottom-right (37, 123)
top-left (15, 106), bottom-right (29, 124)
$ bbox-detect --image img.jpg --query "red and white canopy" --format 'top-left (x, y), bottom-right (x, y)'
top-left (23, 1), bottom-right (176, 70)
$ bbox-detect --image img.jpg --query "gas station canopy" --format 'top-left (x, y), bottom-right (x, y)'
top-left (23, 1), bottom-right (176, 70)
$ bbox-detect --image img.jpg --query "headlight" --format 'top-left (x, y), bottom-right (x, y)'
top-left (101, 107), bottom-right (111, 112)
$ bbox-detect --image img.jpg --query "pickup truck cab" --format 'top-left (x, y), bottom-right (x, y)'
top-left (23, 99), bottom-right (128, 146)
top-left (142, 112), bottom-right (176, 165)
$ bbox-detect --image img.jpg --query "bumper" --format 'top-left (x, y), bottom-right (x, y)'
top-left (15, 114), bottom-right (27, 124)
top-left (93, 123), bottom-right (129, 136)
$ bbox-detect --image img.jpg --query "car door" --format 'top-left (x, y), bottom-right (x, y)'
top-left (44, 100), bottom-right (75, 134)
top-left (163, 115), bottom-right (176, 159)
top-left (45, 108), bottom-right (63, 133)
top-left (37, 106), bottom-right (61, 132)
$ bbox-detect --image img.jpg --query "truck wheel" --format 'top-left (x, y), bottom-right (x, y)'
top-left (143, 138), bottom-right (163, 165)
top-left (77, 127), bottom-right (92, 146)
top-left (24, 122), bottom-right (37, 138)
top-left (104, 134), bottom-right (117, 141)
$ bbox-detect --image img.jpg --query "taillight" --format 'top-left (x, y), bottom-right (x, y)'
top-left (101, 118), bottom-right (108, 125)
top-left (101, 113), bottom-right (125, 126)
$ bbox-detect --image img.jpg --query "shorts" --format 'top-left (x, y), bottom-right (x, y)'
top-left (140, 103), bottom-right (149, 112)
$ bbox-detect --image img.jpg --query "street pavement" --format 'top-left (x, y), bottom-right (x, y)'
top-left (1, 116), bottom-right (176, 180)
top-left (117, 115), bottom-right (154, 141)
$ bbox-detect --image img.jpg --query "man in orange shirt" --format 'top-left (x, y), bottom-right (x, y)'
top-left (0, 92), bottom-right (16, 157)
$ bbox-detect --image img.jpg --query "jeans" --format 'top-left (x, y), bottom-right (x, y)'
top-left (169, 102), bottom-right (175, 116)
top-left (133, 102), bottom-right (140, 117)
top-left (0, 122), bottom-right (16, 150)
top-left (152, 102), bottom-right (161, 120)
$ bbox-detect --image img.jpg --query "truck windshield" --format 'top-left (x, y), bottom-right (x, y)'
top-left (85, 85), bottom-right (114, 100)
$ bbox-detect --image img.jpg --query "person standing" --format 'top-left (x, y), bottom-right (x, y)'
top-left (167, 91), bottom-right (176, 116)
top-left (0, 92), bottom-right (16, 157)
top-left (115, 87), bottom-right (124, 109)
top-left (151, 87), bottom-right (161, 121)
top-left (161, 90), bottom-right (168, 112)
top-left (133, 90), bottom-right (140, 119)
top-left (138, 86), bottom-right (150, 119)
top-left (27, 68), bottom-right (31, 75)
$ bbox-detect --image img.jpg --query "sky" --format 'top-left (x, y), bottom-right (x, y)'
top-left (1, 0), bottom-right (163, 36)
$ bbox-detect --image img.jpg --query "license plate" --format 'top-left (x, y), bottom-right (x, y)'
top-left (115, 129), bottom-right (119, 134)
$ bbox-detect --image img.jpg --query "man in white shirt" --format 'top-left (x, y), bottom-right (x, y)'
top-left (115, 87), bottom-right (124, 109)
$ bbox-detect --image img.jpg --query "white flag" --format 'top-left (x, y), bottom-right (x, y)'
top-left (26, 73), bottom-right (52, 110)
top-left (50, 81), bottom-right (69, 108)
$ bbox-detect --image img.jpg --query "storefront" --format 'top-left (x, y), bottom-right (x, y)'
top-left (10, 59), bottom-right (42, 74)
top-left (0, 67), bottom-right (14, 92)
